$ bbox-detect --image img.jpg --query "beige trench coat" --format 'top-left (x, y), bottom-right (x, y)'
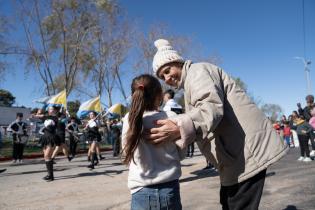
top-left (174, 60), bottom-right (288, 186)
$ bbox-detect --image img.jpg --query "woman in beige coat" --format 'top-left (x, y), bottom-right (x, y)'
top-left (146, 39), bottom-right (288, 210)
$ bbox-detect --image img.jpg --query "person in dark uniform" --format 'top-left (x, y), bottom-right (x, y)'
top-left (84, 111), bottom-right (101, 169)
top-left (51, 112), bottom-right (72, 162)
top-left (9, 113), bottom-right (28, 163)
top-left (34, 106), bottom-right (59, 181)
top-left (66, 117), bottom-right (80, 157)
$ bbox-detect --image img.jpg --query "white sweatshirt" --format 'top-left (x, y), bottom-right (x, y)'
top-left (122, 110), bottom-right (191, 194)
top-left (163, 99), bottom-right (182, 112)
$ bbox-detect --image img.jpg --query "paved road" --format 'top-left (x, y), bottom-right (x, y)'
top-left (0, 147), bottom-right (314, 210)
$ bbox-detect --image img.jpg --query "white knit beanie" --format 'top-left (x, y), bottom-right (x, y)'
top-left (152, 39), bottom-right (184, 76)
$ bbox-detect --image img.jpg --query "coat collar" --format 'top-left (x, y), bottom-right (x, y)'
top-left (177, 60), bottom-right (192, 89)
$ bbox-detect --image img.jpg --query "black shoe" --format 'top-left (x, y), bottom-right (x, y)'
top-left (43, 175), bottom-right (50, 180)
top-left (93, 153), bottom-right (99, 165)
top-left (87, 164), bottom-right (94, 170)
top-left (68, 156), bottom-right (73, 162)
top-left (88, 152), bottom-right (96, 169)
top-left (49, 160), bottom-right (54, 181)
top-left (203, 164), bottom-right (214, 170)
top-left (42, 174), bottom-right (54, 181)
top-left (0, 169), bottom-right (6, 174)
top-left (99, 155), bottom-right (105, 160)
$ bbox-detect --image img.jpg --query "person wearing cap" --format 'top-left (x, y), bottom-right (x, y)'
top-left (8, 113), bottom-right (28, 164)
top-left (146, 39), bottom-right (288, 209)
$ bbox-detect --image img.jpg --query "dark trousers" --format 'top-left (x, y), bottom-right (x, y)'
top-left (69, 136), bottom-right (77, 157)
top-left (186, 142), bottom-right (195, 157)
top-left (12, 143), bottom-right (25, 160)
top-left (220, 169), bottom-right (266, 210)
top-left (298, 135), bottom-right (310, 157)
top-left (113, 137), bottom-right (121, 156)
top-left (309, 131), bottom-right (315, 150)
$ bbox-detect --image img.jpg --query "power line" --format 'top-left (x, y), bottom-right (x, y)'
top-left (302, 0), bottom-right (307, 59)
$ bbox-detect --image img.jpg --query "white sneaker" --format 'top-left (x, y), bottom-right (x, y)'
top-left (310, 150), bottom-right (315, 157)
top-left (303, 157), bottom-right (312, 162)
top-left (19, 160), bottom-right (23, 163)
top-left (297, 156), bottom-right (305, 161)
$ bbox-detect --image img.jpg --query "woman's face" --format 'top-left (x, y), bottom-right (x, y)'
top-left (48, 107), bottom-right (55, 115)
top-left (89, 112), bottom-right (96, 119)
top-left (157, 64), bottom-right (182, 87)
top-left (292, 112), bottom-right (298, 119)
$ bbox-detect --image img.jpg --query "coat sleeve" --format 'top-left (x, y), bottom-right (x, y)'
top-left (172, 114), bottom-right (196, 149)
top-left (121, 113), bottom-right (129, 153)
top-left (185, 66), bottom-right (225, 140)
top-left (305, 122), bottom-right (313, 133)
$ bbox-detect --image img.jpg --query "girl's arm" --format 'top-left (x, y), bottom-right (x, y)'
top-left (32, 113), bottom-right (45, 119)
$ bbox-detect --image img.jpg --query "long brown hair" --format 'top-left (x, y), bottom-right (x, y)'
top-left (122, 74), bottom-right (162, 164)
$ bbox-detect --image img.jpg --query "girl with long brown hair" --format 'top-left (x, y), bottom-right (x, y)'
top-left (122, 74), bottom-right (188, 210)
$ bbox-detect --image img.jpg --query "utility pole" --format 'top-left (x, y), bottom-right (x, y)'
top-left (295, 57), bottom-right (312, 94)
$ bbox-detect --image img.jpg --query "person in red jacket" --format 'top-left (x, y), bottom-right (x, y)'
top-left (273, 121), bottom-right (281, 135)
top-left (282, 121), bottom-right (292, 147)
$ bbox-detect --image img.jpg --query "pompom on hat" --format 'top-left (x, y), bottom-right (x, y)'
top-left (152, 39), bottom-right (184, 76)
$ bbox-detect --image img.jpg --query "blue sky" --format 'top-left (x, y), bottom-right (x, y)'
top-left (1, 0), bottom-right (315, 116)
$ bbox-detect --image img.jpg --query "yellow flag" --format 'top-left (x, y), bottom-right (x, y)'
top-left (47, 89), bottom-right (67, 109)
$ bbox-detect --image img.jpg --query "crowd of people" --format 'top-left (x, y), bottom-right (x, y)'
top-left (4, 106), bottom-right (123, 180)
top-left (273, 94), bottom-right (315, 162)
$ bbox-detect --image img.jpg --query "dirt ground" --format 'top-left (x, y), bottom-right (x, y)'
top-left (0, 147), bottom-right (314, 210)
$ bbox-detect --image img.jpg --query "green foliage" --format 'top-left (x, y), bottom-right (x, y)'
top-left (0, 89), bottom-right (15, 107)
top-left (67, 100), bottom-right (81, 117)
top-left (95, 0), bottom-right (113, 11)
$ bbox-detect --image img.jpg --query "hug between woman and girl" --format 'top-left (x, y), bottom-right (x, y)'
top-left (121, 39), bottom-right (288, 210)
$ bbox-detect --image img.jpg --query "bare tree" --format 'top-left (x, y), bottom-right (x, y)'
top-left (16, 0), bottom-right (56, 96)
top-left (0, 16), bottom-right (9, 82)
top-left (41, 0), bottom-right (98, 96)
top-left (261, 103), bottom-right (283, 123)
top-left (83, 1), bottom-right (133, 106)
top-left (134, 23), bottom-right (192, 74)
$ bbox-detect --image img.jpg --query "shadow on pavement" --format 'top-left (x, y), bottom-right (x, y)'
top-left (180, 168), bottom-right (219, 183)
top-left (55, 169), bottom-right (128, 180)
top-left (282, 205), bottom-right (298, 210)
top-left (0, 168), bottom-right (68, 177)
top-left (266, 171), bottom-right (276, 178)
top-left (0, 169), bottom-right (45, 177)
top-left (0, 159), bottom-right (45, 167)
